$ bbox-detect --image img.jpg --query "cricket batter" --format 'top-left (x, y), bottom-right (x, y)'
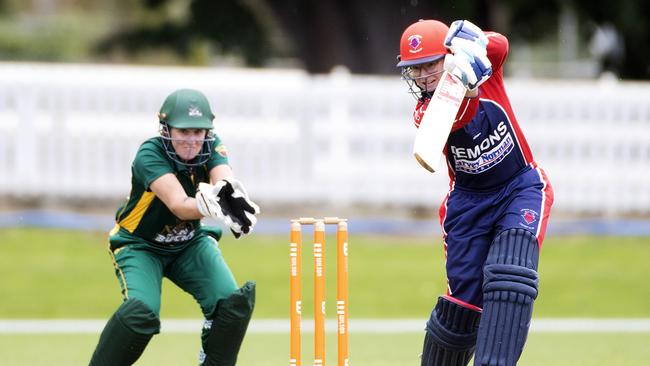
top-left (397, 20), bottom-right (554, 365)
top-left (89, 89), bottom-right (260, 366)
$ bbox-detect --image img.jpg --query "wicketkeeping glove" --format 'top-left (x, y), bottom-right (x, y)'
top-left (196, 182), bottom-right (226, 220)
top-left (443, 20), bottom-right (492, 91)
top-left (213, 178), bottom-right (260, 239)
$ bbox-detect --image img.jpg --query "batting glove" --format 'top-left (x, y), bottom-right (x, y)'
top-left (444, 20), bottom-right (492, 90)
top-left (444, 20), bottom-right (489, 51)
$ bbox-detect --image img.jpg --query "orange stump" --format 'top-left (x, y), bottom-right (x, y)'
top-left (289, 222), bottom-right (302, 366)
top-left (336, 221), bottom-right (349, 366)
top-left (290, 217), bottom-right (349, 366)
top-left (313, 220), bottom-right (325, 365)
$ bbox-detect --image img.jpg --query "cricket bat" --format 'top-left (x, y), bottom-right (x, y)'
top-left (413, 70), bottom-right (467, 173)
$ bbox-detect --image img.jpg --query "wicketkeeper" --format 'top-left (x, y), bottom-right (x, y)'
top-left (89, 89), bottom-right (260, 366)
top-left (397, 19), bottom-right (555, 366)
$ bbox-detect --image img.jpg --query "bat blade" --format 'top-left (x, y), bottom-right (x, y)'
top-left (412, 70), bottom-right (466, 173)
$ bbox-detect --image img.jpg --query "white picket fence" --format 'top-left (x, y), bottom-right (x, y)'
top-left (1, 62), bottom-right (649, 215)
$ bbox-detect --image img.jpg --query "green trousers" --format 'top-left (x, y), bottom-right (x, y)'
top-left (109, 231), bottom-right (238, 318)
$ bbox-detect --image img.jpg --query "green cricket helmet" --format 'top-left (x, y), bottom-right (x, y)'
top-left (158, 89), bottom-right (217, 167)
top-left (159, 88), bottom-right (215, 128)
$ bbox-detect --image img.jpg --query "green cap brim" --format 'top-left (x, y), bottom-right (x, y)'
top-left (166, 118), bottom-right (213, 129)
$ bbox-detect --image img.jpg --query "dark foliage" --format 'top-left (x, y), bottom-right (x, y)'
top-left (95, 0), bottom-right (649, 78)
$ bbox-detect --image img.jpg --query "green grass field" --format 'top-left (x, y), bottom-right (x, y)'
top-left (1, 332), bottom-right (649, 365)
top-left (1, 228), bottom-right (649, 365)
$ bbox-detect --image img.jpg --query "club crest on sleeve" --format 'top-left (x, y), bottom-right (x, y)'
top-left (520, 209), bottom-right (538, 225)
top-left (215, 144), bottom-right (228, 157)
top-left (188, 104), bottom-right (203, 117)
top-left (408, 35), bottom-right (423, 53)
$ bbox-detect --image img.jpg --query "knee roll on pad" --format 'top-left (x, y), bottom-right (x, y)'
top-left (203, 281), bottom-right (256, 366)
top-left (116, 298), bottom-right (161, 334)
top-left (421, 296), bottom-right (481, 366)
top-left (89, 298), bottom-right (160, 366)
top-left (474, 228), bottom-right (539, 366)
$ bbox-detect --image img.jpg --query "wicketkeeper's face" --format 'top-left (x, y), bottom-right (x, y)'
top-left (169, 128), bottom-right (209, 162)
top-left (409, 58), bottom-right (445, 92)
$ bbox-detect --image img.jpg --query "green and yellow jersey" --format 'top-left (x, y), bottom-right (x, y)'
top-left (110, 136), bottom-right (228, 251)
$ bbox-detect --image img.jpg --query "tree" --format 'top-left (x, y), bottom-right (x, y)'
top-left (97, 0), bottom-right (488, 73)
top-left (572, 0), bottom-right (650, 78)
top-left (96, 0), bottom-right (649, 79)
top-left (96, 0), bottom-right (271, 66)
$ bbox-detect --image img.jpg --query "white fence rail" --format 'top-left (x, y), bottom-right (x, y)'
top-left (1, 63), bottom-right (649, 215)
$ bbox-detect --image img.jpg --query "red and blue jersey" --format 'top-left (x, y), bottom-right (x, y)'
top-left (413, 32), bottom-right (535, 191)
top-left (410, 32), bottom-right (555, 305)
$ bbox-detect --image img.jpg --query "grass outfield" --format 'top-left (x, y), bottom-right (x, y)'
top-left (1, 332), bottom-right (649, 365)
top-left (1, 228), bottom-right (650, 364)
top-left (1, 228), bottom-right (650, 318)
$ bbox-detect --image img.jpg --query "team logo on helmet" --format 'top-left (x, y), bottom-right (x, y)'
top-left (408, 35), bottom-right (423, 53)
top-left (188, 105), bottom-right (203, 117)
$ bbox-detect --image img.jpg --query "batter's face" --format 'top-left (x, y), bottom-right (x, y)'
top-left (410, 58), bottom-right (445, 92)
top-left (169, 128), bottom-right (208, 162)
